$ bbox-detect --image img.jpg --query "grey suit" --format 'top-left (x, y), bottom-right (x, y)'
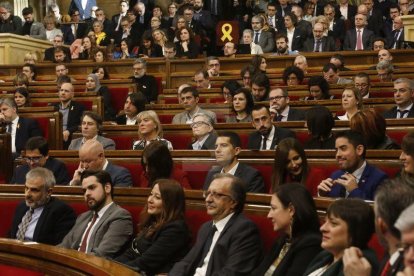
top-left (68, 136), bottom-right (116, 150)
top-left (105, 162), bottom-right (133, 187)
top-left (257, 30), bottom-right (275, 53)
top-left (28, 22), bottom-right (46, 40)
top-left (172, 107), bottom-right (217, 124)
top-left (59, 203), bottom-right (133, 258)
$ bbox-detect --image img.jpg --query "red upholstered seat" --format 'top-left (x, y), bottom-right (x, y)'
top-left (163, 133), bottom-right (193, 150)
top-left (108, 87), bottom-right (130, 113)
top-left (0, 265), bottom-right (43, 276)
top-left (110, 136), bottom-right (135, 150)
top-left (32, 117), bottom-right (48, 140)
top-left (0, 200), bottom-right (20, 237)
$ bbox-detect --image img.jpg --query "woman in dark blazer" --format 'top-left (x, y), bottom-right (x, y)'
top-left (174, 26), bottom-right (199, 59)
top-left (114, 179), bottom-right (191, 275)
top-left (252, 183), bottom-right (322, 275)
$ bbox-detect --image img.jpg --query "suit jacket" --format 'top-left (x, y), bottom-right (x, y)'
top-left (252, 232), bottom-right (322, 276)
top-left (68, 136), bottom-right (116, 150)
top-left (15, 117), bottom-right (43, 155)
top-left (0, 15), bottom-right (23, 35)
top-left (329, 18), bottom-right (346, 44)
top-left (387, 29), bottom-right (405, 49)
top-left (296, 19), bottom-right (312, 40)
top-left (175, 40), bottom-right (200, 59)
top-left (106, 161), bottom-right (133, 187)
top-left (287, 108), bottom-right (306, 121)
top-left (247, 127), bottom-right (295, 150)
top-left (69, 0), bottom-right (97, 20)
top-left (188, 133), bottom-right (217, 150)
top-left (44, 47), bottom-right (72, 62)
top-left (24, 21), bottom-right (46, 40)
top-left (10, 157), bottom-right (70, 185)
top-left (303, 36), bottom-right (336, 52)
top-left (59, 203), bottom-right (133, 258)
top-left (343, 28), bottom-right (374, 50)
top-left (130, 74), bottom-right (158, 103)
top-left (327, 163), bottom-right (388, 200)
top-left (169, 213), bottom-right (262, 276)
top-left (9, 197), bottom-right (76, 245)
top-left (367, 9), bottom-right (385, 37)
top-left (115, 220), bottom-right (191, 275)
top-left (383, 106), bottom-right (414, 119)
top-left (282, 28), bottom-right (304, 51)
top-left (203, 162), bottom-right (265, 193)
top-left (172, 107), bottom-right (217, 124)
top-left (257, 30), bottom-right (275, 53)
top-left (61, 23), bottom-right (88, 45)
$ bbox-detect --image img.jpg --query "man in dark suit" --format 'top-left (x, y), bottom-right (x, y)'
top-left (248, 104), bottom-right (295, 150)
top-left (267, 3), bottom-right (284, 32)
top-left (203, 132), bottom-right (265, 193)
top-left (251, 15), bottom-right (275, 53)
top-left (343, 13), bottom-right (374, 50)
top-left (52, 82), bottom-right (85, 149)
top-left (324, 4), bottom-right (346, 48)
top-left (303, 22), bottom-right (336, 52)
top-left (387, 16), bottom-right (405, 49)
top-left (61, 8), bottom-right (88, 45)
top-left (317, 130), bottom-right (387, 200)
top-left (343, 179), bottom-right (414, 275)
top-left (277, 0), bottom-right (292, 19)
top-left (8, 167), bottom-right (76, 245)
top-left (282, 13), bottom-right (305, 51)
top-left (189, 113), bottom-right (217, 150)
top-left (130, 58), bottom-right (158, 103)
top-left (269, 88), bottom-right (305, 122)
top-left (359, 0), bottom-right (385, 37)
top-left (44, 35), bottom-right (71, 62)
top-left (112, 0), bottom-right (129, 32)
top-left (60, 170), bottom-right (133, 258)
top-left (339, 0), bottom-right (357, 22)
top-left (0, 98), bottom-right (42, 158)
top-left (383, 78), bottom-right (414, 119)
top-left (170, 173), bottom-right (262, 275)
top-left (70, 140), bottom-right (133, 187)
top-left (292, 5), bottom-right (313, 39)
top-left (10, 136), bottom-right (70, 185)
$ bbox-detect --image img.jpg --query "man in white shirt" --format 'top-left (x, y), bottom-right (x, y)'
top-left (343, 13), bottom-right (374, 50)
top-left (383, 78), bottom-right (414, 119)
top-left (269, 88), bottom-right (305, 121)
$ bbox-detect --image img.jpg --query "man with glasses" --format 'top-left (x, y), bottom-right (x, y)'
top-left (354, 72), bottom-right (371, 98)
top-left (8, 167), bottom-right (76, 244)
top-left (324, 4), bottom-right (345, 48)
top-left (131, 58), bottom-right (158, 103)
top-left (269, 88), bottom-right (305, 122)
top-left (207, 56), bottom-right (220, 77)
top-left (189, 113), bottom-right (217, 150)
top-left (303, 22), bottom-right (335, 52)
top-left (171, 172), bottom-right (262, 275)
top-left (11, 136), bottom-right (70, 185)
top-left (0, 1), bottom-right (22, 34)
top-left (383, 78), bottom-right (414, 119)
top-left (376, 60), bottom-right (394, 82)
top-left (44, 35), bottom-right (71, 62)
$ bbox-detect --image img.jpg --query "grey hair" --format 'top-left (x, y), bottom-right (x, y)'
top-left (395, 203), bottom-right (414, 232)
top-left (26, 167), bottom-right (56, 190)
top-left (243, 29), bottom-right (254, 37)
top-left (294, 55), bottom-right (307, 64)
top-left (394, 78), bottom-right (414, 90)
top-left (0, 97), bottom-right (17, 109)
top-left (0, 1), bottom-right (13, 13)
top-left (193, 113), bottom-right (214, 126)
top-left (376, 60), bottom-right (394, 72)
top-left (134, 57), bottom-right (147, 68)
top-left (252, 15), bottom-right (264, 25)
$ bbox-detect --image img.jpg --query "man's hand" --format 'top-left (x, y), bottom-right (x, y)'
top-left (70, 163), bottom-right (84, 186)
top-left (334, 173), bottom-right (358, 193)
top-left (317, 178), bottom-right (334, 196)
top-left (343, 247), bottom-right (371, 276)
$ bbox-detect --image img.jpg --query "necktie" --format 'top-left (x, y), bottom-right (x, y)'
top-left (275, 114), bottom-right (284, 122)
top-left (79, 213), bottom-right (98, 252)
top-left (315, 39), bottom-right (321, 52)
top-left (254, 32), bottom-right (259, 44)
top-left (268, 17), bottom-right (273, 27)
top-left (198, 225), bottom-right (217, 267)
top-left (393, 31), bottom-right (400, 49)
top-left (398, 110), bottom-right (409, 118)
top-left (261, 135), bottom-right (268, 150)
top-left (6, 123), bottom-right (12, 133)
top-left (380, 260), bottom-right (391, 276)
top-left (356, 30), bottom-right (363, 50)
top-left (16, 208), bottom-right (34, 241)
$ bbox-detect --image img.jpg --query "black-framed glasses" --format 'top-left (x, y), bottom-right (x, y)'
top-left (24, 156), bottom-right (43, 163)
top-left (191, 121), bottom-right (209, 128)
top-left (269, 96), bottom-right (286, 101)
top-left (203, 191), bottom-right (233, 200)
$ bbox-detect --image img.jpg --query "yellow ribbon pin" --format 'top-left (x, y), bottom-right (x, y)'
top-left (221, 23), bottom-right (233, 42)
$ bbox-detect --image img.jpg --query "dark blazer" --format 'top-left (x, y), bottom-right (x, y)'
top-left (106, 161), bottom-right (133, 187)
top-left (15, 117), bottom-right (43, 155)
top-left (115, 115), bottom-right (138, 125)
top-left (327, 163), bottom-right (388, 200)
top-left (343, 28), bottom-right (374, 50)
top-left (247, 127), bottom-right (295, 150)
top-left (329, 18), bottom-right (346, 44)
top-left (44, 47), bottom-right (72, 62)
top-left (257, 30), bottom-right (275, 53)
top-left (286, 108), bottom-right (306, 121)
top-left (130, 74), bottom-right (158, 103)
top-left (188, 133), bottom-right (217, 150)
top-left (281, 28), bottom-right (304, 51)
top-left (175, 40), bottom-right (200, 59)
top-left (383, 106), bottom-right (414, 119)
top-left (252, 232), bottom-right (322, 276)
top-left (98, 86), bottom-right (116, 120)
top-left (296, 19), bottom-right (312, 39)
top-left (61, 23), bottom-right (88, 45)
top-left (9, 197), bottom-right (76, 245)
top-left (203, 163), bottom-right (265, 193)
top-left (303, 36), bottom-right (336, 52)
top-left (169, 213), bottom-right (262, 276)
top-left (345, 4), bottom-right (358, 20)
top-left (10, 157), bottom-right (70, 185)
top-left (115, 220), bottom-right (191, 275)
top-left (367, 9), bottom-right (385, 37)
top-left (387, 29), bottom-right (405, 49)
top-left (304, 249), bottom-right (378, 276)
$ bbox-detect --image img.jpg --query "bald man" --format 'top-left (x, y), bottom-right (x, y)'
top-left (303, 22), bottom-right (335, 52)
top-left (69, 140), bottom-right (132, 187)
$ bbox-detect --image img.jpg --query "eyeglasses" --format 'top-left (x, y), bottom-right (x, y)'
top-left (24, 156), bottom-right (43, 163)
top-left (269, 96), bottom-right (286, 101)
top-left (203, 190), bottom-right (233, 200)
top-left (209, 63), bottom-right (220, 67)
top-left (402, 242), bottom-right (414, 253)
top-left (191, 121), bottom-right (209, 128)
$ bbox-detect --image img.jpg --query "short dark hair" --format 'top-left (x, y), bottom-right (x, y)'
top-left (327, 199), bottom-right (375, 249)
top-left (57, 75), bottom-right (71, 86)
top-left (306, 105), bottom-right (334, 140)
top-left (331, 54), bottom-right (345, 67)
top-left (164, 41), bottom-right (176, 50)
top-left (275, 33), bottom-right (288, 43)
top-left (194, 68), bottom-right (209, 79)
top-left (25, 136), bottom-right (49, 156)
top-left (232, 88), bottom-right (255, 114)
top-left (23, 63), bottom-right (37, 80)
top-left (181, 86), bottom-right (199, 98)
top-left (217, 131), bottom-right (241, 148)
top-left (354, 72), bottom-right (371, 85)
top-left (372, 37), bottom-right (388, 49)
top-left (142, 141), bottom-right (173, 187)
top-left (284, 12), bottom-right (298, 25)
top-left (221, 80), bottom-right (242, 96)
top-left (69, 8), bottom-right (80, 16)
top-left (212, 173), bottom-right (246, 214)
top-left (22, 6), bottom-right (33, 15)
top-left (283, 66), bottom-right (305, 84)
top-left (402, 132), bottom-right (414, 157)
top-left (335, 130), bottom-right (366, 158)
top-left (251, 73), bottom-right (270, 99)
top-left (322, 63), bottom-right (337, 73)
top-left (81, 111), bottom-right (103, 132)
top-left (92, 66), bottom-right (110, 80)
top-left (127, 92), bottom-right (147, 114)
top-left (308, 76), bottom-right (331, 99)
top-left (252, 103), bottom-right (270, 115)
top-left (81, 170), bottom-right (114, 198)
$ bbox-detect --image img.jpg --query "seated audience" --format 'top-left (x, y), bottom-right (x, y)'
top-left (189, 113), bottom-right (217, 150)
top-left (283, 66), bottom-right (305, 86)
top-left (138, 34), bottom-right (163, 58)
top-left (253, 183), bottom-right (322, 275)
top-left (13, 73), bottom-right (29, 89)
top-left (250, 15), bottom-right (274, 53)
top-left (92, 48), bottom-right (107, 63)
top-left (248, 104), bottom-right (295, 150)
top-left (44, 35), bottom-right (71, 62)
top-left (22, 63), bottom-right (36, 82)
top-left (383, 78), bottom-right (414, 119)
top-left (90, 20), bottom-right (110, 46)
top-left (163, 41), bottom-right (176, 59)
top-left (394, 203), bottom-right (414, 274)
top-left (322, 63), bottom-right (353, 85)
top-left (273, 33), bottom-right (298, 56)
top-left (251, 73), bottom-right (270, 102)
top-left (78, 35), bottom-right (96, 60)
top-left (305, 105), bottom-right (336, 150)
top-left (251, 55), bottom-right (267, 74)
top-left (113, 38), bottom-right (136, 59)
top-left (69, 111), bottom-right (115, 150)
top-left (92, 66), bottom-right (110, 80)
top-left (305, 76), bottom-right (332, 100)
top-left (206, 56), bottom-right (220, 77)
top-left (240, 29), bottom-right (263, 55)
top-left (11, 136), bottom-right (70, 185)
top-left (23, 52), bottom-right (38, 64)
top-left (60, 170), bottom-right (133, 258)
top-left (114, 179), bottom-right (191, 274)
top-left (221, 80), bottom-right (242, 104)
top-left (139, 141), bottom-right (190, 188)
top-left (43, 14), bottom-right (62, 42)
top-left (269, 88), bottom-right (305, 122)
top-left (400, 132), bottom-right (414, 188)
top-left (170, 173), bottom-right (263, 275)
top-left (130, 58), bottom-right (158, 103)
top-left (317, 130), bottom-right (388, 200)
top-left (293, 55), bottom-right (308, 74)
top-left (8, 167), bottom-right (76, 244)
top-left (350, 109), bottom-right (399, 149)
top-left (133, 110), bottom-right (173, 150)
top-left (193, 69), bottom-right (211, 89)
top-left (330, 54), bottom-right (351, 71)
top-left (152, 29), bottom-right (169, 53)
top-left (204, 131), bottom-right (265, 193)
top-left (223, 41), bottom-right (237, 58)
top-left (85, 73), bottom-right (115, 120)
top-left (240, 64), bottom-right (255, 88)
top-left (226, 88), bottom-right (254, 123)
top-left (175, 26), bottom-right (200, 59)
top-left (0, 1), bottom-right (23, 35)
top-left (116, 92), bottom-right (146, 125)
top-left (22, 6), bottom-right (46, 40)
top-left (304, 199), bottom-right (378, 275)
top-left (372, 37), bottom-right (386, 51)
top-left (336, 86), bottom-right (363, 121)
top-left (14, 87), bottom-right (31, 108)
top-left (376, 60), bottom-right (394, 82)
top-left (354, 72), bottom-right (371, 98)
top-left (303, 22), bottom-right (335, 52)
top-left (343, 13), bottom-right (374, 50)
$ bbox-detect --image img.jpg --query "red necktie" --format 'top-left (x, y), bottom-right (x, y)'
top-left (79, 213), bottom-right (98, 252)
top-left (356, 30), bottom-right (363, 50)
top-left (380, 260), bottom-right (391, 276)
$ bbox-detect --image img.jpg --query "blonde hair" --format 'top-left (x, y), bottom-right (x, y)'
top-left (137, 110), bottom-right (163, 138)
top-left (24, 52), bottom-right (38, 64)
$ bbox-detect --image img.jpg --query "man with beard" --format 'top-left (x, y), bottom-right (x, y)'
top-left (22, 6), bottom-right (46, 40)
top-left (130, 58), bottom-right (158, 103)
top-left (0, 1), bottom-right (22, 34)
top-left (8, 167), bottom-right (76, 244)
top-left (354, 72), bottom-right (371, 98)
top-left (223, 42), bottom-right (237, 58)
top-left (247, 104), bottom-right (295, 150)
top-left (203, 132), bottom-right (265, 193)
top-left (269, 88), bottom-right (305, 121)
top-left (59, 170), bottom-right (133, 258)
top-left (317, 130), bottom-right (387, 200)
